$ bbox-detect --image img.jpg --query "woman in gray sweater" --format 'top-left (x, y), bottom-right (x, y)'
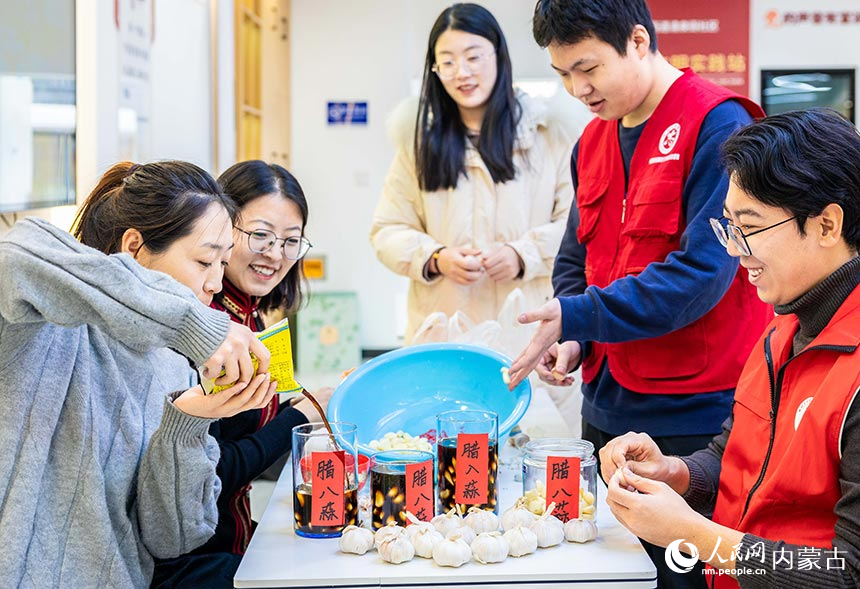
top-left (0, 161), bottom-right (275, 588)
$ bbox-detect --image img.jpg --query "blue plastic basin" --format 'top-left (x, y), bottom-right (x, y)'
top-left (326, 343), bottom-right (531, 455)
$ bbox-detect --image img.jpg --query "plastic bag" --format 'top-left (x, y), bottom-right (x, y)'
top-left (411, 289), bottom-right (532, 357)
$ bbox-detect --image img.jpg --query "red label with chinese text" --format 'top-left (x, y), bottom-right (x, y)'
top-left (405, 460), bottom-right (434, 523)
top-left (311, 450), bottom-right (345, 526)
top-left (455, 433), bottom-right (488, 504)
top-left (546, 455), bottom-right (580, 522)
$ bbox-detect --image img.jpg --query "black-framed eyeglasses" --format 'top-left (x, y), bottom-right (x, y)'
top-left (235, 227), bottom-right (313, 260)
top-left (709, 215), bottom-right (797, 257)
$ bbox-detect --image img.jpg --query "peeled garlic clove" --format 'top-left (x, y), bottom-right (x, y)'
top-left (564, 518), bottom-right (598, 543)
top-left (338, 525), bottom-right (375, 555)
top-left (374, 521), bottom-right (406, 548)
top-left (501, 497), bottom-right (537, 531)
top-left (431, 506), bottom-right (463, 536)
top-left (432, 533), bottom-right (472, 568)
top-left (378, 535), bottom-right (415, 564)
top-left (503, 526), bottom-right (538, 557)
top-left (464, 506), bottom-right (500, 534)
top-left (471, 531), bottom-right (509, 564)
top-left (526, 497), bottom-right (546, 515)
top-left (410, 526), bottom-right (444, 558)
top-left (448, 524), bottom-right (476, 545)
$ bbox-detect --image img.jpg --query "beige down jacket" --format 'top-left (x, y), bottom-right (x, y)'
top-left (370, 94), bottom-right (573, 343)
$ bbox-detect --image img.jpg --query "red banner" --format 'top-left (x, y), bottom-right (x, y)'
top-left (649, 0), bottom-right (751, 97)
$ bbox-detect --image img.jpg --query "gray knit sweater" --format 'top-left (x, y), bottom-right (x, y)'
top-left (0, 218), bottom-right (233, 588)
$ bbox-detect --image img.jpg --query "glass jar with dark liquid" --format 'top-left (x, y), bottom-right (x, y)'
top-left (291, 421), bottom-right (360, 538)
top-left (436, 410), bottom-right (499, 514)
top-left (369, 449), bottom-right (435, 529)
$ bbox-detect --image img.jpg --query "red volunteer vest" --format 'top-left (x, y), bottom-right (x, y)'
top-left (708, 285), bottom-right (860, 588)
top-left (575, 69), bottom-right (771, 393)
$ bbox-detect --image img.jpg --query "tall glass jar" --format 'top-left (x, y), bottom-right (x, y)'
top-left (522, 438), bottom-right (597, 523)
top-left (292, 422), bottom-right (360, 538)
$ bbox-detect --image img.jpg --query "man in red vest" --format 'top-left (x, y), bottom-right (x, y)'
top-left (599, 109), bottom-right (860, 587)
top-left (507, 1), bottom-right (772, 586)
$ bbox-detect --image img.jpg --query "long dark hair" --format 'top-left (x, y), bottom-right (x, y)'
top-left (73, 160), bottom-right (236, 254)
top-left (416, 3), bottom-right (521, 192)
top-left (217, 160), bottom-right (309, 314)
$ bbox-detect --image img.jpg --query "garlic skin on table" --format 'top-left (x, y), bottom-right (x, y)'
top-left (501, 497), bottom-right (537, 531)
top-left (471, 531), bottom-right (510, 564)
top-left (432, 532), bottom-right (472, 568)
top-left (463, 506), bottom-right (500, 534)
top-left (374, 521), bottom-right (406, 549)
top-left (338, 525), bottom-right (375, 555)
top-left (564, 518), bottom-right (598, 543)
top-left (529, 502), bottom-right (565, 548)
top-left (378, 534), bottom-right (415, 564)
top-left (447, 524), bottom-right (476, 545)
top-left (431, 506), bottom-right (463, 536)
top-left (503, 526), bottom-right (538, 557)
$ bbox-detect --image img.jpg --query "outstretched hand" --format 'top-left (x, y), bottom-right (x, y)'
top-left (507, 298), bottom-right (563, 389)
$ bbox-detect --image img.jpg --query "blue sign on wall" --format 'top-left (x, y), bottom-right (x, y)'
top-left (327, 101), bottom-right (368, 125)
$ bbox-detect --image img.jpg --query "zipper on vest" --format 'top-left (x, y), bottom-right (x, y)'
top-left (740, 332), bottom-right (856, 520)
top-left (741, 329), bottom-right (779, 520)
top-left (621, 198), bottom-right (627, 224)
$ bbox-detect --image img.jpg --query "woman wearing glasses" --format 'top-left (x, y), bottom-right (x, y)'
top-left (153, 161), bottom-right (331, 589)
top-left (371, 3), bottom-right (572, 343)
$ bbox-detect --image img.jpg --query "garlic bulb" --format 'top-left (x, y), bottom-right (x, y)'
top-left (503, 526), bottom-right (538, 557)
top-left (448, 524), bottom-right (476, 545)
top-left (338, 525), bottom-right (374, 555)
top-left (404, 511), bottom-right (436, 540)
top-left (432, 532), bottom-right (472, 568)
top-left (501, 497), bottom-right (537, 531)
top-left (431, 506), bottom-right (463, 536)
top-left (529, 502), bottom-right (565, 548)
top-left (464, 506), bottom-right (500, 534)
top-left (409, 525), bottom-right (443, 558)
top-left (471, 531), bottom-right (509, 564)
top-left (564, 518), bottom-right (598, 543)
top-left (378, 534), bottom-right (415, 564)
top-left (374, 521), bottom-right (406, 549)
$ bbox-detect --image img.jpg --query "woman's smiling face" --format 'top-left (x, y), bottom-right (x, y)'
top-left (226, 193), bottom-right (304, 297)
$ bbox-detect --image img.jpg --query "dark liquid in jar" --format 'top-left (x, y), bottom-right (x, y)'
top-left (370, 467), bottom-right (408, 529)
top-left (436, 438), bottom-right (498, 514)
top-left (293, 482), bottom-right (358, 537)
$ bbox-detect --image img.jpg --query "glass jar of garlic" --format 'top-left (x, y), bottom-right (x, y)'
top-left (521, 438), bottom-right (597, 523)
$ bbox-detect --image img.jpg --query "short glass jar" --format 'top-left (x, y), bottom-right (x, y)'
top-left (521, 438), bottom-right (597, 522)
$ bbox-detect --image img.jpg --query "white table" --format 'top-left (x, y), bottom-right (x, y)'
top-left (235, 446), bottom-right (657, 588)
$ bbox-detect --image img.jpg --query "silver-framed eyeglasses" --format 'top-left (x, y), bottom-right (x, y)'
top-left (709, 215), bottom-right (797, 257)
top-left (432, 50), bottom-right (495, 80)
top-left (235, 227), bottom-right (313, 260)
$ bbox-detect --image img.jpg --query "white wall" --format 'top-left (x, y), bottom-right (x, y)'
top-left (150, 0), bottom-right (214, 170)
top-left (75, 0), bottom-right (214, 214)
top-left (290, 0), bottom-right (573, 350)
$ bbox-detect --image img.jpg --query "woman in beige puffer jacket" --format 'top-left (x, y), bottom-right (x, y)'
top-left (370, 3), bottom-right (574, 343)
